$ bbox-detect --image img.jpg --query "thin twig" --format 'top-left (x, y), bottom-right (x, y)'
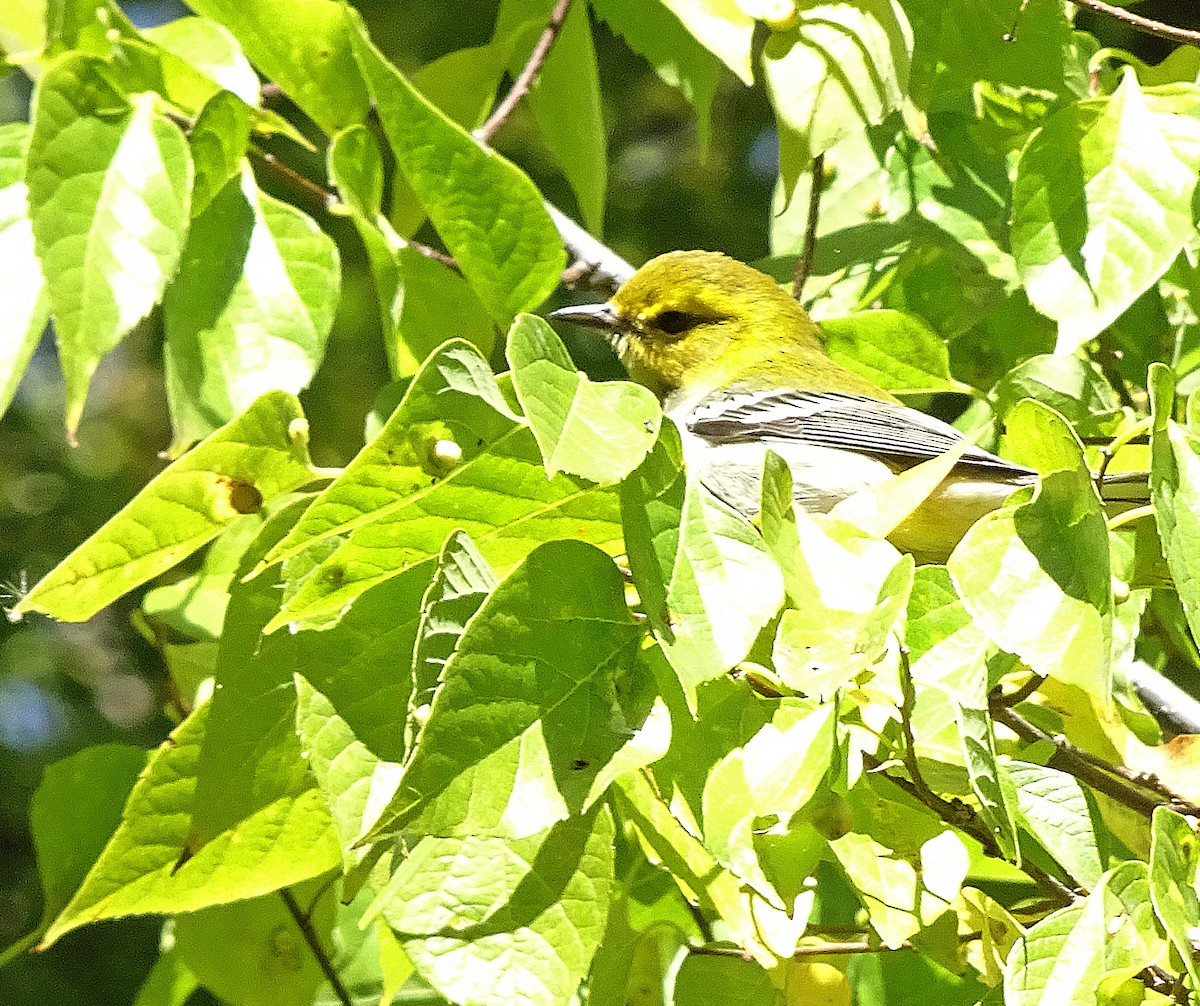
top-left (250, 149), bottom-right (462, 273)
top-left (474, 0), bottom-right (574, 144)
top-left (254, 150), bottom-right (337, 208)
top-left (278, 887), bottom-right (352, 1006)
top-left (992, 674), bottom-right (1046, 709)
top-left (792, 152), bottom-right (825, 302)
top-left (897, 647), bottom-right (940, 809)
top-left (1068, 0), bottom-right (1200, 45)
top-left (989, 702), bottom-right (1200, 817)
top-left (861, 750), bottom-right (1079, 906)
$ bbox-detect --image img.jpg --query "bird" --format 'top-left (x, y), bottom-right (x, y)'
top-left (550, 249), bottom-right (1147, 563)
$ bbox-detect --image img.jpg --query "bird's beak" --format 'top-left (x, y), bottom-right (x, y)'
top-left (548, 302), bottom-right (623, 333)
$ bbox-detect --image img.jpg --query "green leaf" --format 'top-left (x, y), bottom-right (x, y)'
top-left (957, 702), bottom-right (1018, 862)
top-left (762, 452), bottom-right (913, 698)
top-left (396, 248), bottom-right (497, 377)
top-left (992, 355), bottom-right (1122, 434)
top-left (364, 540), bottom-right (646, 840)
top-left (174, 878), bottom-right (336, 1006)
top-left (590, 0), bottom-right (722, 151)
top-left (659, 0), bottom-right (754, 85)
top-left (1003, 900), bottom-right (1097, 1006)
top-left (1006, 862), bottom-right (1166, 1006)
top-left (40, 701), bottom-right (338, 947)
top-left (329, 128), bottom-right (496, 378)
top-left (905, 0), bottom-right (1075, 107)
top-left (185, 506), bottom-right (339, 866)
top-left (26, 56), bottom-right (192, 433)
top-left (908, 572), bottom-right (1019, 860)
top-left (142, 16), bottom-right (260, 105)
top-left (30, 744), bottom-right (147, 922)
top-left (132, 948), bottom-right (198, 1006)
top-left (948, 401), bottom-right (1111, 691)
top-left (516, 0), bottom-right (607, 234)
top-left (1011, 71), bottom-right (1200, 352)
top-left (1005, 761), bottom-right (1103, 892)
top-left (763, 0), bottom-right (912, 196)
top-left (620, 424), bottom-right (785, 709)
top-left (350, 12), bottom-right (565, 324)
top-left (772, 120), bottom-right (894, 260)
top-left (828, 827), bottom-right (953, 949)
top-left (259, 341), bottom-right (624, 631)
top-left (0, 0), bottom-right (44, 62)
top-left (1148, 805), bottom-right (1200, 989)
top-left (13, 391), bottom-right (312, 622)
top-left (672, 954), bottom-right (777, 1005)
top-left (820, 309), bottom-right (965, 394)
top-left (163, 166), bottom-right (339, 451)
top-left (831, 778), bottom-right (968, 949)
top-left (701, 701), bottom-right (835, 901)
top-left (1150, 367), bottom-right (1200, 646)
top-left (409, 531), bottom-right (497, 754)
top-left (612, 771), bottom-right (787, 967)
top-left (295, 677), bottom-right (402, 871)
top-left (0, 121), bottom-right (49, 420)
top-left (508, 314), bottom-right (661, 482)
top-left (182, 0), bottom-right (367, 134)
top-left (140, 510), bottom-right (268, 642)
top-left (187, 89), bottom-right (252, 219)
top-left (370, 807), bottom-right (614, 1006)
top-left (42, 0), bottom-right (139, 60)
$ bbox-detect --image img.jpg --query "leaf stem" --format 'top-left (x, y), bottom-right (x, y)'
top-left (791, 152), bottom-right (825, 302)
top-left (474, 0), bottom-right (574, 145)
top-left (278, 886), bottom-right (352, 1006)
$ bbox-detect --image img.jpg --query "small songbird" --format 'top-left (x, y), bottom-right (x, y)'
top-left (551, 250), bottom-right (1146, 563)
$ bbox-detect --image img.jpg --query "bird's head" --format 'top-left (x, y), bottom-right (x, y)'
top-left (551, 250), bottom-right (839, 407)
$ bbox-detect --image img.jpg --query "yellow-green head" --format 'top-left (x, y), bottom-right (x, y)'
top-left (552, 250), bottom-right (892, 409)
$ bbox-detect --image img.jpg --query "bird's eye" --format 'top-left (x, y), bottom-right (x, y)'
top-left (653, 310), bottom-right (702, 336)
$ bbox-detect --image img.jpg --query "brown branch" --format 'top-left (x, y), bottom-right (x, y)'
top-left (992, 674), bottom-right (1045, 709)
top-left (791, 152), bottom-right (825, 302)
top-left (474, 0), bottom-right (574, 145)
top-left (279, 887), bottom-right (352, 1006)
top-left (1068, 0), bottom-right (1200, 45)
top-left (861, 750), bottom-right (1079, 906)
top-left (988, 701), bottom-right (1200, 817)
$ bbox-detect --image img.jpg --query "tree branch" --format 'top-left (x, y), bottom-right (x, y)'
top-left (862, 750), bottom-right (1079, 905)
top-left (791, 153), bottom-right (825, 302)
top-left (546, 203), bottom-right (634, 292)
top-left (279, 887), bottom-right (352, 1006)
top-left (988, 701), bottom-right (1200, 817)
top-left (1067, 0), bottom-right (1200, 46)
top-left (474, 0), bottom-right (574, 145)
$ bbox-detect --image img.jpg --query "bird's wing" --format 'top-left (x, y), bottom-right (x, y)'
top-left (687, 389), bottom-right (1033, 474)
